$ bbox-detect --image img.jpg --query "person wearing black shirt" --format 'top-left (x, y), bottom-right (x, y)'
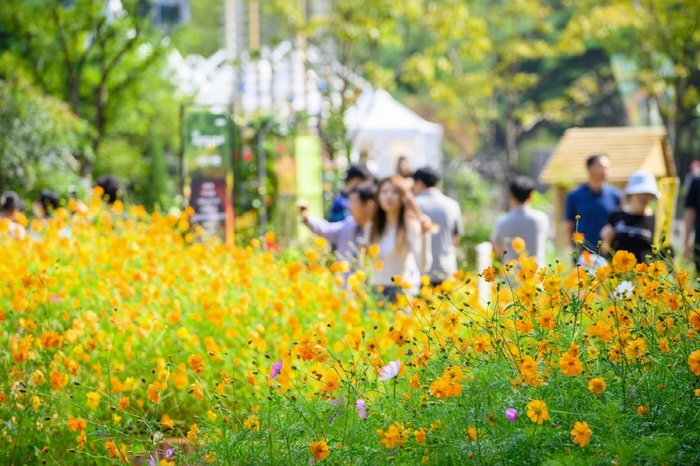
top-left (601, 171), bottom-right (659, 264)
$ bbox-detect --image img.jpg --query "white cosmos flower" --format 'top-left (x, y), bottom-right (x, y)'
top-left (613, 281), bottom-right (634, 299)
top-left (378, 360), bottom-right (401, 381)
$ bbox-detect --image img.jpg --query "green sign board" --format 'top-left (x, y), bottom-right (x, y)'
top-left (184, 109), bottom-right (234, 242)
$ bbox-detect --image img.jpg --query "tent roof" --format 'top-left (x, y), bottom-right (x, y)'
top-left (539, 126), bottom-right (676, 185)
top-left (346, 90), bottom-right (443, 136)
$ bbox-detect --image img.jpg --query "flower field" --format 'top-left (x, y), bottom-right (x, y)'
top-left (2, 201), bottom-right (700, 465)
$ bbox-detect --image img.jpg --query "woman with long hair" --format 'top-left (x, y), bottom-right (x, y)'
top-left (366, 176), bottom-right (432, 301)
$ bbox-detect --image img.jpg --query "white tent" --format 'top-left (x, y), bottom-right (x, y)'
top-left (168, 45), bottom-right (444, 175)
top-left (345, 89), bottom-right (443, 178)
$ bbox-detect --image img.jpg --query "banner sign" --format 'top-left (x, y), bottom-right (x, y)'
top-left (184, 109), bottom-right (234, 242)
top-left (295, 135), bottom-right (323, 242)
top-left (654, 177), bottom-right (679, 249)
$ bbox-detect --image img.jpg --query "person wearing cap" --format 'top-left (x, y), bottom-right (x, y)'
top-left (0, 191), bottom-right (27, 239)
top-left (413, 167), bottom-right (464, 285)
top-left (565, 154), bottom-right (621, 252)
top-left (600, 171), bottom-right (659, 264)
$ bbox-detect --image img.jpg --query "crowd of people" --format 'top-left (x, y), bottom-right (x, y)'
top-left (300, 160), bottom-right (464, 302)
top-left (0, 174), bottom-right (122, 240)
top-left (302, 152), bottom-right (700, 302)
top-left (5, 154), bottom-right (700, 303)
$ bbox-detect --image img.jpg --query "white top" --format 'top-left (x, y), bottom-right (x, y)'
top-left (366, 221), bottom-right (432, 292)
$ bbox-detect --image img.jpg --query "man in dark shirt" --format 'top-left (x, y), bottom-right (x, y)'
top-left (684, 176), bottom-right (700, 271)
top-left (565, 154), bottom-right (621, 251)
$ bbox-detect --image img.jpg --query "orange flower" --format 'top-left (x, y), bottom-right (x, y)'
top-left (559, 353), bottom-right (583, 376)
top-left (572, 232), bottom-right (584, 244)
top-left (481, 266), bottom-right (496, 282)
top-left (414, 428), bottom-right (427, 445)
top-left (377, 422), bottom-right (409, 448)
top-left (188, 353), bottom-right (206, 375)
top-left (409, 374), bottom-right (421, 389)
top-left (537, 311), bottom-right (555, 330)
top-left (147, 381), bottom-right (166, 403)
top-left (570, 421), bottom-right (592, 447)
top-left (588, 377), bottom-right (606, 394)
top-left (76, 430), bottom-right (86, 450)
top-left (688, 350), bottom-right (700, 376)
top-left (309, 440), bottom-right (330, 461)
top-left (118, 396), bottom-right (129, 410)
top-left (612, 250), bottom-right (636, 272)
top-left (68, 416), bottom-right (87, 432)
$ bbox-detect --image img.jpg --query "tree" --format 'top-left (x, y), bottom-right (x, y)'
top-left (0, 0), bottom-right (174, 175)
top-left (0, 79), bottom-right (89, 197)
top-left (561, 0), bottom-right (700, 172)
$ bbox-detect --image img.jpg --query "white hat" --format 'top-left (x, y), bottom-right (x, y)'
top-left (625, 171), bottom-right (659, 198)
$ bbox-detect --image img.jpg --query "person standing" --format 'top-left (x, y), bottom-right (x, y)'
top-left (366, 176), bottom-right (432, 301)
top-left (328, 164), bottom-right (373, 223)
top-left (412, 167), bottom-right (464, 285)
top-left (0, 191), bottom-right (27, 239)
top-left (565, 154), bottom-right (621, 251)
top-left (684, 174), bottom-right (700, 271)
top-left (491, 176), bottom-right (549, 266)
top-left (299, 182), bottom-right (376, 264)
top-left (601, 171), bottom-right (659, 264)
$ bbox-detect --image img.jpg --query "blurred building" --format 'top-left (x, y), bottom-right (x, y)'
top-left (151, 0), bottom-right (190, 26)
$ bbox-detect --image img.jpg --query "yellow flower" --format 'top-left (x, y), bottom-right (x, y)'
top-left (309, 440), bottom-right (330, 461)
top-left (511, 237), bottom-right (526, 253)
top-left (161, 414), bottom-right (174, 429)
top-left (191, 381), bottom-right (204, 400)
top-left (526, 399), bottom-right (549, 424)
top-left (367, 244), bottom-right (380, 258)
top-left (187, 423), bottom-right (199, 442)
top-left (86, 392), bottom-right (101, 410)
top-left (466, 426), bottom-right (478, 441)
top-left (588, 377), bottom-right (606, 394)
top-left (570, 421), bottom-right (592, 447)
top-left (409, 374), bottom-right (421, 390)
top-left (624, 339), bottom-right (646, 361)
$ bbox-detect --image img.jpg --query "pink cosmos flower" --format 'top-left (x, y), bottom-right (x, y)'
top-left (506, 408), bottom-right (518, 421)
top-left (378, 360), bottom-right (401, 381)
top-left (270, 360), bottom-right (283, 379)
top-left (356, 399), bottom-right (367, 419)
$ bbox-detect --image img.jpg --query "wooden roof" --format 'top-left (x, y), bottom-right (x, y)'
top-left (539, 126), bottom-right (676, 185)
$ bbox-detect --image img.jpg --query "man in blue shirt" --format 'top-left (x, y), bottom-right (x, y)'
top-left (565, 154), bottom-right (621, 251)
